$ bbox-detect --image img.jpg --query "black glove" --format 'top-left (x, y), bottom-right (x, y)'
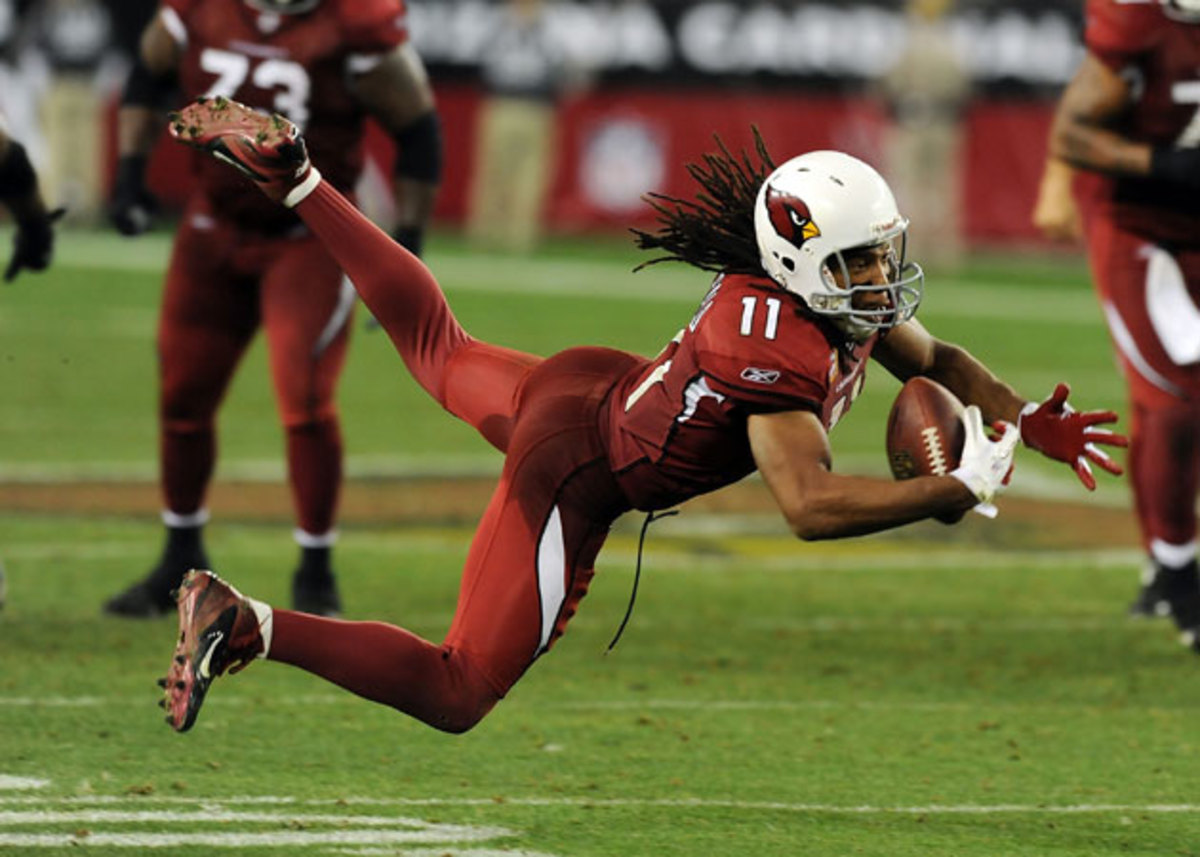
top-left (109, 154), bottom-right (158, 236)
top-left (5, 206), bottom-right (65, 283)
top-left (1150, 146), bottom-right (1200, 188)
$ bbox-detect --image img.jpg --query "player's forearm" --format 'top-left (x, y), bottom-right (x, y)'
top-left (921, 342), bottom-right (1025, 425)
top-left (780, 471), bottom-right (975, 541)
top-left (1050, 115), bottom-right (1151, 177)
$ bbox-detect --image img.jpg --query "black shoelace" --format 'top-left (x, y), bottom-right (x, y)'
top-left (606, 509), bottom-right (679, 652)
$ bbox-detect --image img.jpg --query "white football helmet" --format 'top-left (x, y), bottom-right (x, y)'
top-left (754, 150), bottom-right (923, 341)
top-left (244, 0), bottom-right (320, 14)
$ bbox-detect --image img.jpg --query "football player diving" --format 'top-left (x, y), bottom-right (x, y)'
top-left (155, 97), bottom-right (1126, 735)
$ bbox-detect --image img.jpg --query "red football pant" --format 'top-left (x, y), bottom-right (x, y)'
top-left (158, 198), bottom-right (352, 535)
top-left (1087, 214), bottom-right (1200, 555)
top-left (266, 181), bottom-right (636, 732)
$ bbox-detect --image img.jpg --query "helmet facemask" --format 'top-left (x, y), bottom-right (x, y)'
top-left (817, 234), bottom-right (924, 342)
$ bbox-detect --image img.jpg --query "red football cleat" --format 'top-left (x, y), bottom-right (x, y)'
top-left (160, 569), bottom-right (266, 733)
top-left (167, 96), bottom-right (319, 206)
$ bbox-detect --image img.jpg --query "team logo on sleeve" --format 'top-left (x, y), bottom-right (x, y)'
top-left (740, 367), bottom-right (781, 385)
top-left (766, 187), bottom-right (821, 246)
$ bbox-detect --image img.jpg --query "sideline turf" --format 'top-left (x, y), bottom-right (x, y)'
top-left (0, 514), bottom-right (1196, 856)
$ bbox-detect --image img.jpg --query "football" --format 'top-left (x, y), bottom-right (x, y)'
top-left (886, 377), bottom-right (965, 480)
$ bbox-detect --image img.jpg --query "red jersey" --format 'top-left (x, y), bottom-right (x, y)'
top-left (160, 0), bottom-right (407, 231)
top-left (1084, 0), bottom-right (1200, 244)
top-left (605, 273), bottom-right (876, 511)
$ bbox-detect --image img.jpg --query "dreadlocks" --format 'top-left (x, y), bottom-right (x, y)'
top-left (632, 128), bottom-right (775, 276)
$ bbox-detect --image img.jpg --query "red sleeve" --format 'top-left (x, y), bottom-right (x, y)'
top-left (335, 0), bottom-right (409, 53)
top-left (1085, 0), bottom-right (1163, 70)
top-left (691, 280), bottom-right (830, 415)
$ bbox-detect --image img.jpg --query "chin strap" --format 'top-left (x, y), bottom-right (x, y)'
top-left (606, 509), bottom-right (679, 653)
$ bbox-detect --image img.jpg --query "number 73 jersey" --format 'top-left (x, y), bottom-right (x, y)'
top-left (160, 0), bottom-right (408, 227)
top-left (604, 273), bottom-right (877, 511)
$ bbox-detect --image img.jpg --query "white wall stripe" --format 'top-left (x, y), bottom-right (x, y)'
top-left (535, 506), bottom-right (566, 654)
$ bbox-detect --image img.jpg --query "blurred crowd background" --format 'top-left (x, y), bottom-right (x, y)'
top-left (0, 0), bottom-right (1081, 262)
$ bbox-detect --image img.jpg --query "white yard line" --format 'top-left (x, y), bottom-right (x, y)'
top-left (0, 805), bottom-right (525, 851)
top-left (0, 810), bottom-right (502, 828)
top-left (0, 832), bottom-right (507, 848)
top-left (0, 777), bottom-right (47, 790)
top-left (0, 793), bottom-right (1197, 816)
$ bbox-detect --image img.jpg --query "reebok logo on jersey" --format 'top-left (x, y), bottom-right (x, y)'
top-left (741, 367), bottom-right (781, 385)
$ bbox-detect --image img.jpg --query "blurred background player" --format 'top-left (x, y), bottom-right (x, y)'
top-left (467, 0), bottom-right (585, 253)
top-left (0, 120), bottom-right (62, 282)
top-left (879, 0), bottom-right (971, 273)
top-left (157, 99), bottom-right (1125, 735)
top-left (103, 0), bottom-right (443, 618)
top-left (21, 0), bottom-right (124, 222)
top-left (1032, 0), bottom-right (1200, 648)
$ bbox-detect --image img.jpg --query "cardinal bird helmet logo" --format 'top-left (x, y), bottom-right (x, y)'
top-left (765, 187), bottom-right (821, 247)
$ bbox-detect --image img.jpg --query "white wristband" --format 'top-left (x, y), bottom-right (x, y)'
top-left (283, 165), bottom-right (322, 208)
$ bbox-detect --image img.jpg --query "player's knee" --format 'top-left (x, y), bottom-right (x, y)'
top-left (420, 652), bottom-right (503, 734)
top-left (432, 707), bottom-right (486, 735)
top-left (160, 378), bottom-right (223, 426)
top-left (281, 406), bottom-right (339, 431)
top-left (160, 409), bottom-right (213, 435)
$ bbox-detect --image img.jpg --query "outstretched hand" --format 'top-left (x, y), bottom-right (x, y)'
top-left (1018, 383), bottom-right (1128, 490)
top-left (5, 207), bottom-right (66, 283)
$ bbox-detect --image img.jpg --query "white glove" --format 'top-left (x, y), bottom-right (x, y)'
top-left (950, 405), bottom-right (1019, 517)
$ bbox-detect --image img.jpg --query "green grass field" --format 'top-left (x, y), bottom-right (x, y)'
top-left (3, 228), bottom-right (1195, 857)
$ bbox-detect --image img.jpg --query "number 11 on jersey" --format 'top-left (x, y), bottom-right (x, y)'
top-left (740, 296), bottom-right (781, 340)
